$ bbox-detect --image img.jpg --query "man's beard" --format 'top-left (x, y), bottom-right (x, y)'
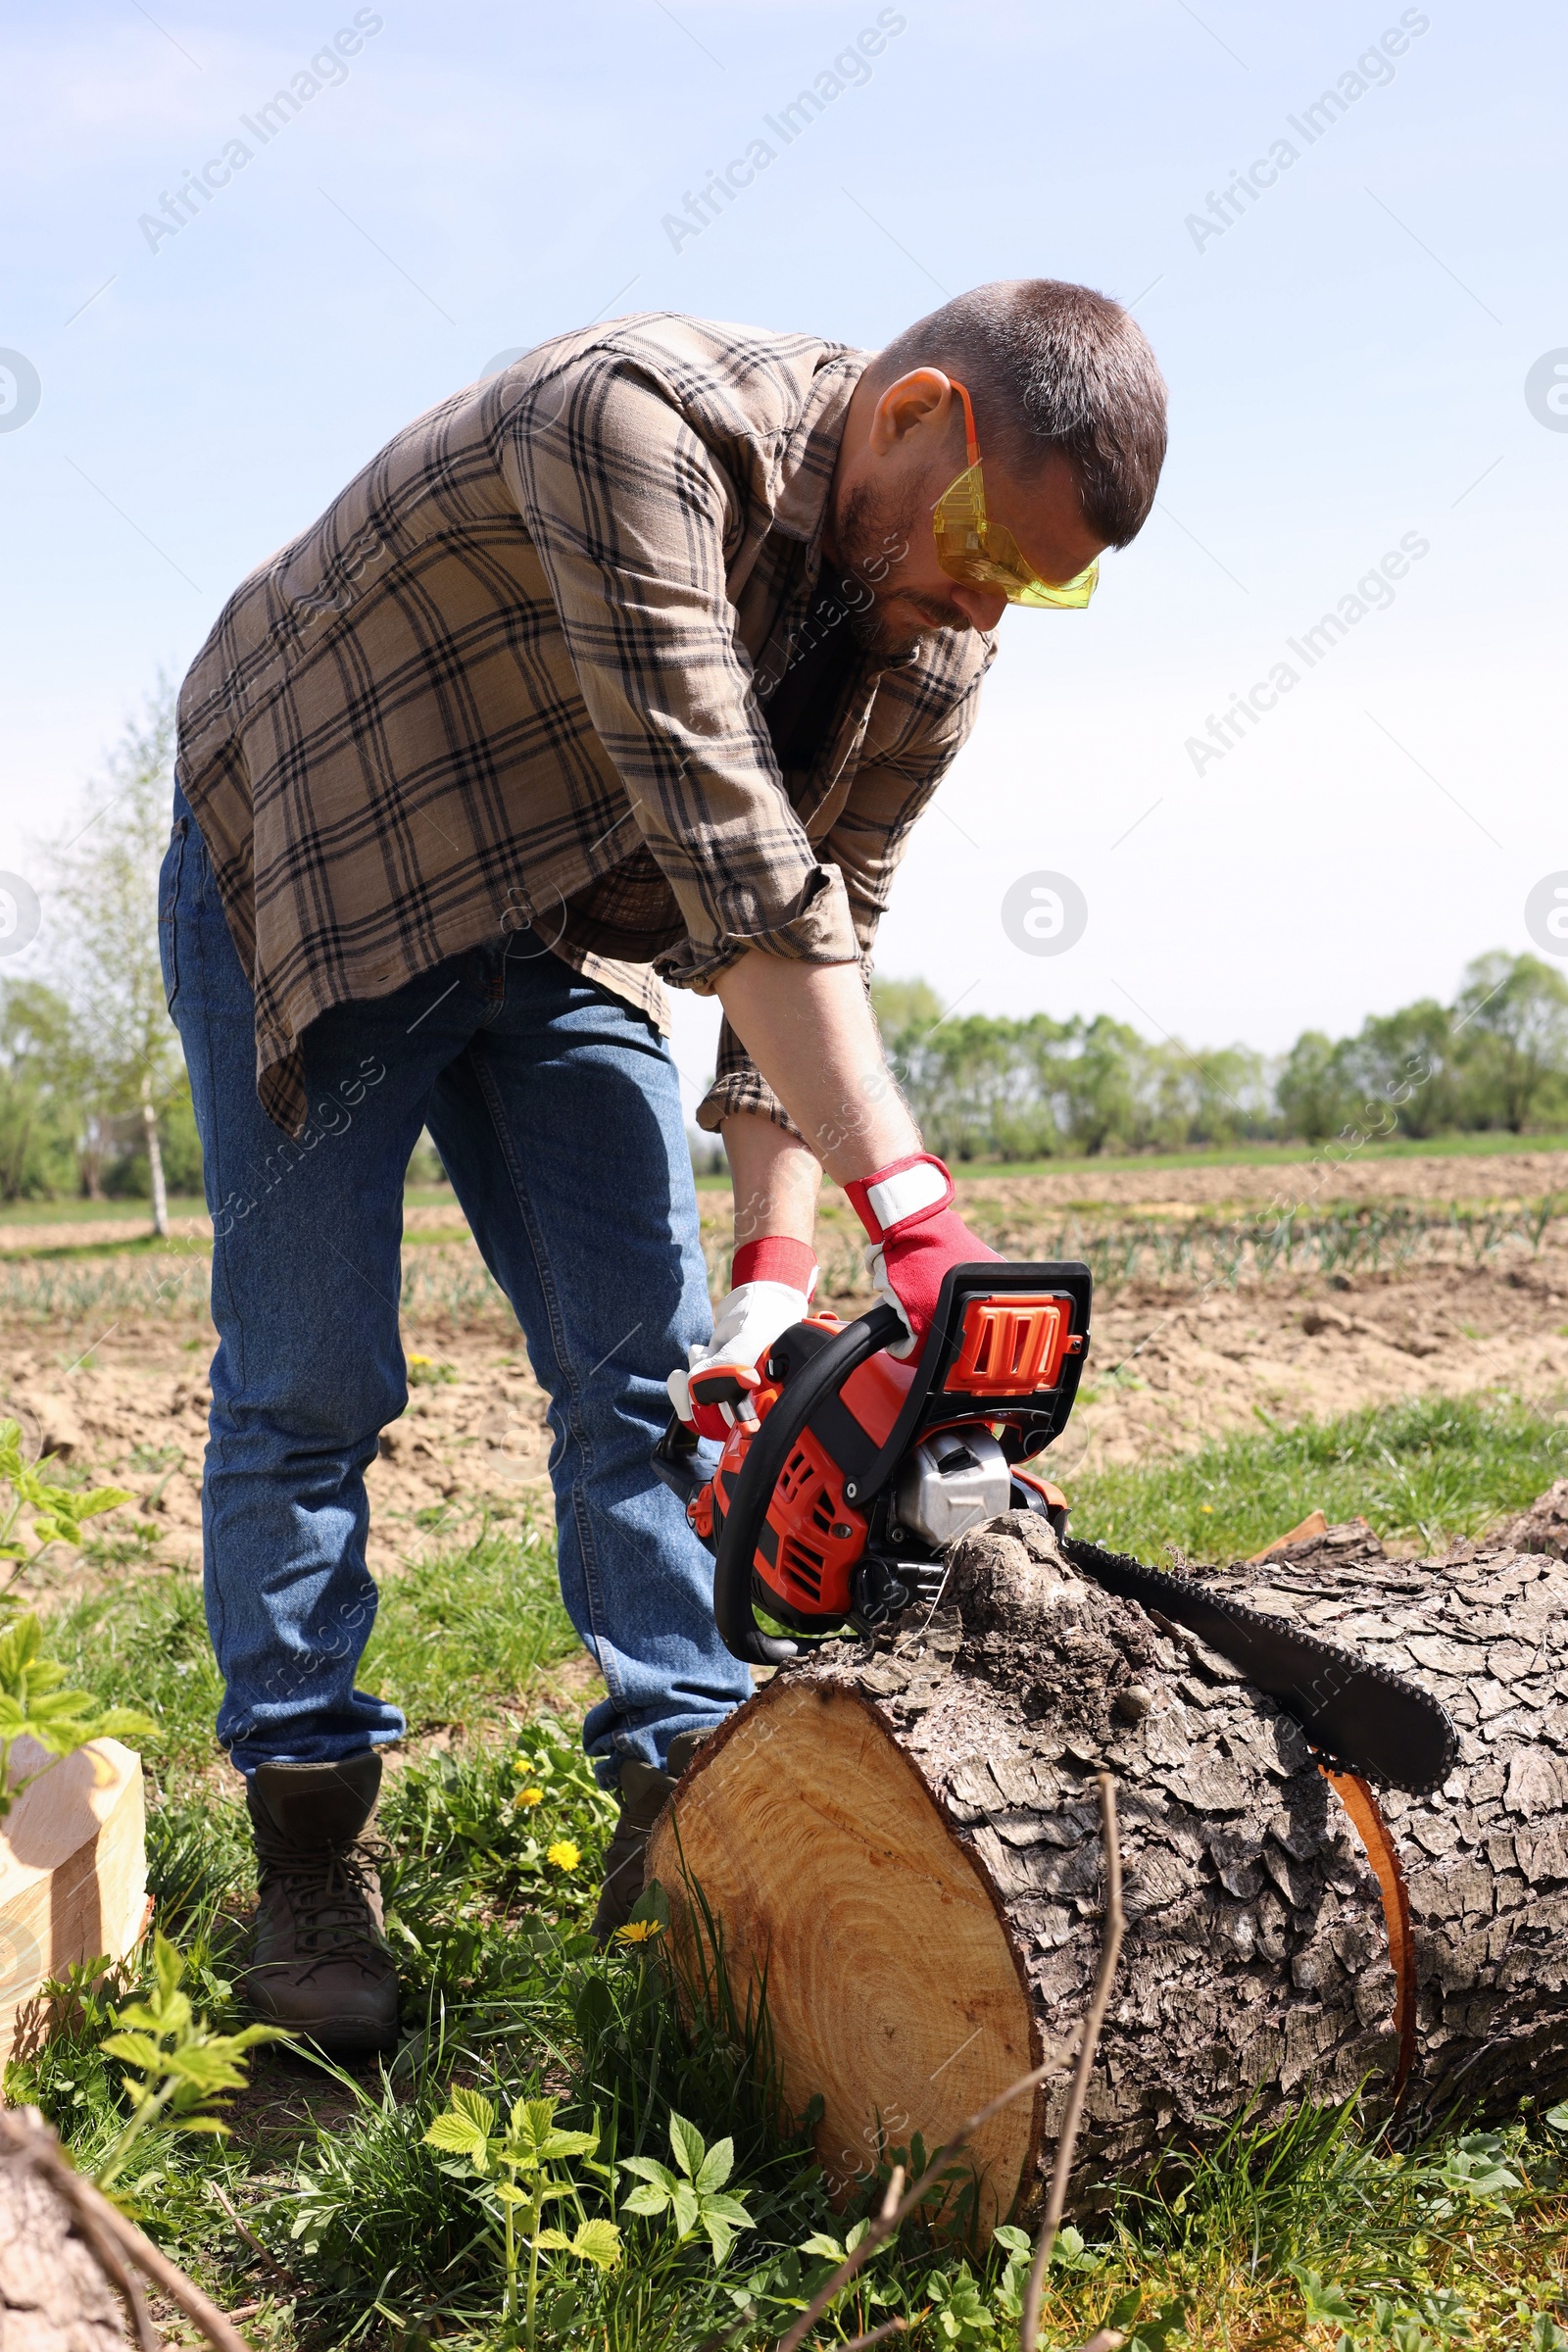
top-left (831, 481), bottom-right (968, 656)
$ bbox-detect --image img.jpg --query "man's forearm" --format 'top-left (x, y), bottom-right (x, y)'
top-left (720, 1113), bottom-right (822, 1248)
top-left (710, 955), bottom-right (920, 1187)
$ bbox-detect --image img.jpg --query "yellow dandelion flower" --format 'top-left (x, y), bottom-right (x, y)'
top-left (546, 1839), bottom-right (581, 1872)
top-left (612, 1920), bottom-right (662, 1945)
top-left (514, 1787), bottom-right (544, 1807)
top-left (408, 1353), bottom-right (432, 1368)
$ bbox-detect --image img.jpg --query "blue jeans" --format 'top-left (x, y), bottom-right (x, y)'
top-left (160, 785), bottom-right (750, 1782)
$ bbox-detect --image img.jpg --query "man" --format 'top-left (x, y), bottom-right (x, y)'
top-left (166, 280), bottom-right (1166, 2050)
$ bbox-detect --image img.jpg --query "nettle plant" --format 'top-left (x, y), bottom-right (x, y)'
top-left (0, 1615), bottom-right (154, 1822)
top-left (619, 2109), bottom-right (755, 2263)
top-left (423, 2089), bottom-right (621, 2348)
top-left (0, 1418), bottom-right (148, 1822)
top-left (0, 1417), bottom-right (133, 1577)
top-left (96, 1933), bottom-right (281, 2192)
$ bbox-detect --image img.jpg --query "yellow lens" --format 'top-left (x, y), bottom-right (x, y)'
top-left (1007, 556), bottom-right (1100, 610)
top-left (932, 466), bottom-right (1100, 609)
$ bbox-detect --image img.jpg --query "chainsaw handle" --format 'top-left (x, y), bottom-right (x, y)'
top-left (712, 1300), bottom-right (906, 1667)
top-left (651, 1413), bottom-right (708, 1507)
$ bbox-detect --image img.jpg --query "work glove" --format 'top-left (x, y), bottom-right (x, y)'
top-left (667, 1237), bottom-right (818, 1440)
top-left (844, 1152), bottom-right (1001, 1358)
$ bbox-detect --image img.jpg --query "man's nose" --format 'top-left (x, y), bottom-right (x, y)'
top-left (951, 586), bottom-right (1008, 632)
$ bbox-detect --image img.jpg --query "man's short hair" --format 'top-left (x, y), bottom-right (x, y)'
top-left (874, 279), bottom-right (1168, 545)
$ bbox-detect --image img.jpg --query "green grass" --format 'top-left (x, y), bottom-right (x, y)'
top-left (15, 1405), bottom-right (1568, 2349)
top-left (0, 1193), bottom-right (213, 1228)
top-left (0, 1188), bottom-right (457, 1228)
top-left (51, 1502), bottom-right (576, 1780)
top-left (1068, 1389), bottom-right (1568, 1562)
top-left (701, 1130), bottom-right (1568, 1194)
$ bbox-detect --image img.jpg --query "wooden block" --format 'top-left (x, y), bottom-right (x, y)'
top-left (0, 1738), bottom-right (147, 2064)
top-left (1248, 1507), bottom-right (1328, 1560)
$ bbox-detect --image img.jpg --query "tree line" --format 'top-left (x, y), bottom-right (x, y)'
top-left (871, 953), bottom-right (1568, 1161)
top-left (6, 692), bottom-right (1568, 1210)
top-left (0, 690), bottom-right (194, 1226)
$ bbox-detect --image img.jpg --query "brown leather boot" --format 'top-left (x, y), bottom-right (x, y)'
top-left (243, 1753), bottom-right (399, 2053)
top-left (591, 1728), bottom-right (710, 1944)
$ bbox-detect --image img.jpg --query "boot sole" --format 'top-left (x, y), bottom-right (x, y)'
top-left (277, 2019), bottom-right (400, 2055)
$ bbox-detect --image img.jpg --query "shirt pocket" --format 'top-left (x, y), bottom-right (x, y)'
top-left (158, 815), bottom-right (188, 1012)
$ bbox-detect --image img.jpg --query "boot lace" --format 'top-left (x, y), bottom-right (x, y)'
top-left (254, 1830), bottom-right (385, 1967)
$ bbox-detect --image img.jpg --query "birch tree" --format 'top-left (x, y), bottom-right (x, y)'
top-left (49, 685), bottom-right (183, 1233)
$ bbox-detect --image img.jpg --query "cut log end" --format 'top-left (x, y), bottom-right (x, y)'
top-left (649, 1676), bottom-right (1045, 2232)
top-left (653, 1509), bottom-right (1568, 2236)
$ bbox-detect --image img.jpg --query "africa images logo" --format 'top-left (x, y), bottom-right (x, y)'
top-left (136, 11), bottom-right (384, 253)
top-left (1525, 352), bottom-right (1568, 432)
top-left (660, 10), bottom-right (907, 253)
top-left (1001, 872), bottom-right (1089, 958)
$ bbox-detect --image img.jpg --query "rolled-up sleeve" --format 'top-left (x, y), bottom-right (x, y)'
top-left (506, 356), bottom-right (862, 987)
top-left (694, 640), bottom-right (993, 1133)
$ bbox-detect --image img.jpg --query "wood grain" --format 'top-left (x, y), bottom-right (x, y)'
top-left (650, 1677), bottom-right (1045, 2239)
top-left (0, 1736), bottom-right (147, 2062)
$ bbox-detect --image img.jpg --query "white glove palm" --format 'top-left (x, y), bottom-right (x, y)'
top-left (667, 1277), bottom-right (816, 1435)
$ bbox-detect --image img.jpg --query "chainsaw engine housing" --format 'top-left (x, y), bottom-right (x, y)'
top-left (893, 1427), bottom-right (1014, 1550)
top-left (655, 1261), bottom-right (1093, 1662)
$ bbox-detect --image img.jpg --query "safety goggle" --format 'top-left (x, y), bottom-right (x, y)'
top-left (932, 378), bottom-right (1100, 609)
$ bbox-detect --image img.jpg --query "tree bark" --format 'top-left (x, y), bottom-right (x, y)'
top-left (0, 2119), bottom-right (129, 2352)
top-left (650, 1509), bottom-right (1568, 2234)
top-left (0, 2109), bottom-right (255, 2352)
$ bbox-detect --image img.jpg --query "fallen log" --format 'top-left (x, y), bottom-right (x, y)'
top-left (649, 1508), bottom-right (1568, 2234)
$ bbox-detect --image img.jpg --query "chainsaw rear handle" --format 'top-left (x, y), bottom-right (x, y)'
top-left (712, 1299), bottom-right (906, 1667)
top-left (651, 1413), bottom-right (708, 1508)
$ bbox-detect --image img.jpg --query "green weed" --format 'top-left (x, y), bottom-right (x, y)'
top-left (1069, 1389), bottom-right (1568, 1560)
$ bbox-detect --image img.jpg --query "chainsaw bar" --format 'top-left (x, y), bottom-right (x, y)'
top-left (1063, 1536), bottom-right (1458, 1797)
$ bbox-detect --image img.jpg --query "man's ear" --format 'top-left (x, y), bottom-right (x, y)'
top-left (867, 368), bottom-right (954, 457)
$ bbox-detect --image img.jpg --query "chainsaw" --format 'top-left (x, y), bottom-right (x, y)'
top-left (654, 1260), bottom-right (1457, 1797)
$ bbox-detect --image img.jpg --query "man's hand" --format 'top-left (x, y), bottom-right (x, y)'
top-left (667, 1238), bottom-right (818, 1439)
top-left (845, 1152), bottom-right (999, 1356)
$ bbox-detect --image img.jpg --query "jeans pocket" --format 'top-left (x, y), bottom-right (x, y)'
top-left (159, 815), bottom-right (188, 1012)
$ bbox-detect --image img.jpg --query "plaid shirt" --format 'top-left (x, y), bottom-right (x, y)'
top-left (177, 313), bottom-right (995, 1137)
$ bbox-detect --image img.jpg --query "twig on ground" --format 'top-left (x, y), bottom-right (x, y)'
top-left (1021, 1773), bottom-right (1126, 2352)
top-left (0, 2108), bottom-right (255, 2352)
top-left (774, 2032), bottom-right (1065, 2348)
top-left (838, 2321), bottom-right (907, 2350)
top-left (207, 2178), bottom-right (293, 2280)
top-left (63, 2183), bottom-right (161, 2352)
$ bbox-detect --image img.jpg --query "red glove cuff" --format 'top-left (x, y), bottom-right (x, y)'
top-left (730, 1237), bottom-right (818, 1294)
top-left (844, 1153), bottom-right (955, 1244)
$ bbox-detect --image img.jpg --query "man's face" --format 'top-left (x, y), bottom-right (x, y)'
top-left (827, 369), bottom-right (1107, 656)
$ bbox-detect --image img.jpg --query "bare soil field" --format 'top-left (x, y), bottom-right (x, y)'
top-left (951, 1145), bottom-right (1568, 1215)
top-left (2, 1149), bottom-right (1566, 1595)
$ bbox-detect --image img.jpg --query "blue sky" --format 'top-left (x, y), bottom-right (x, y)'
top-left (1, 0), bottom-right (1563, 1115)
